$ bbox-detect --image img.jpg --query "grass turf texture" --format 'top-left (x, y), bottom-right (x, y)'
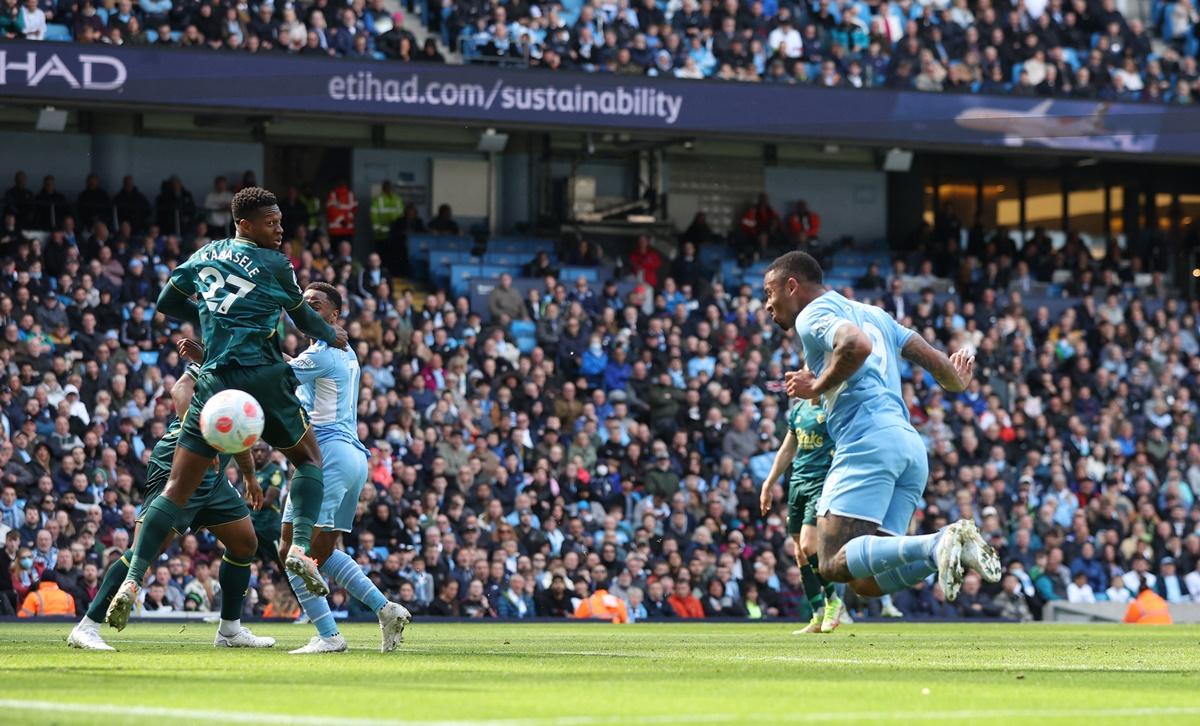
top-left (2, 622), bottom-right (1199, 725)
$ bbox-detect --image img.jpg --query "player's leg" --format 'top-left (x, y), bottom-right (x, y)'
top-left (311, 444), bottom-right (409, 652)
top-left (106, 446), bottom-right (214, 628)
top-left (252, 362), bottom-right (328, 593)
top-left (279, 520), bottom-right (345, 654)
top-left (70, 550), bottom-right (132, 650)
top-left (827, 433), bottom-right (993, 601)
top-left (207, 516), bottom-right (274, 648)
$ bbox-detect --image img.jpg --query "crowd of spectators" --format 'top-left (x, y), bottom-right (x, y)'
top-left (8, 0), bottom-right (1200, 102)
top-left (1, 168), bottom-right (1199, 626)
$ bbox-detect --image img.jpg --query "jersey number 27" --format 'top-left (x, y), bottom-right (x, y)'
top-left (199, 266), bottom-right (257, 315)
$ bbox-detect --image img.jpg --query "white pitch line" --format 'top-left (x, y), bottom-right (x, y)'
top-left (3, 699), bottom-right (1200, 726)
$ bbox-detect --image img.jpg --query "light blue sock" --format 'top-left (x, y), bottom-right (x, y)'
top-left (287, 571), bottom-right (339, 638)
top-left (321, 550), bottom-right (388, 614)
top-left (844, 529), bottom-right (944, 580)
top-left (875, 560), bottom-right (938, 594)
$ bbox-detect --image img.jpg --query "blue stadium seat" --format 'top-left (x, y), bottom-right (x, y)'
top-left (44, 24), bottom-right (72, 41)
top-left (560, 266), bottom-right (599, 284)
top-left (511, 319), bottom-right (536, 337)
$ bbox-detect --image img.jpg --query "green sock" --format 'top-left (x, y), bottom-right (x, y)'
top-left (288, 463), bottom-right (324, 552)
top-left (800, 556), bottom-right (826, 613)
top-left (85, 550), bottom-right (132, 621)
top-left (126, 498), bottom-right (180, 585)
top-left (810, 554), bottom-right (838, 600)
top-left (219, 553), bottom-right (254, 620)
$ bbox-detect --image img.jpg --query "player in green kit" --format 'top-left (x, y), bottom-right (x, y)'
top-left (250, 441), bottom-right (287, 571)
top-left (106, 187), bottom-right (349, 631)
top-left (69, 358), bottom-right (274, 648)
top-left (760, 396), bottom-right (843, 634)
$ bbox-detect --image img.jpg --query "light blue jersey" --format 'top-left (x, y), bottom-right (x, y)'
top-left (284, 340), bottom-right (371, 532)
top-left (794, 289), bottom-right (916, 443)
top-left (794, 289), bottom-right (928, 535)
top-left (289, 340), bottom-right (370, 456)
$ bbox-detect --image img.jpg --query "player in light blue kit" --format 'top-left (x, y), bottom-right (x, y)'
top-left (762, 252), bottom-right (1001, 601)
top-left (278, 282), bottom-right (411, 654)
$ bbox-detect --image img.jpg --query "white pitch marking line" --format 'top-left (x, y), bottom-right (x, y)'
top-left (3, 700), bottom-right (1200, 726)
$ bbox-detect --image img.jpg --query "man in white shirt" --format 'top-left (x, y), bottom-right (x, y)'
top-left (203, 176), bottom-right (234, 233)
top-left (21, 0), bottom-right (47, 40)
top-left (767, 18), bottom-right (802, 59)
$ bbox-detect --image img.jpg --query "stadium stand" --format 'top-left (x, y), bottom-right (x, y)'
top-left (1, 168), bottom-right (1197, 627)
top-left (8, 0), bottom-right (1200, 101)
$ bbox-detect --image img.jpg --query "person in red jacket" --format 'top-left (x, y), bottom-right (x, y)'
top-left (786, 199), bottom-right (821, 244)
top-left (326, 179), bottom-right (358, 244)
top-left (628, 235), bottom-right (662, 288)
top-left (668, 578), bottom-right (704, 619)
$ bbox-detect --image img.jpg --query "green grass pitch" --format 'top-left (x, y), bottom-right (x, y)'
top-left (2, 622), bottom-right (1199, 724)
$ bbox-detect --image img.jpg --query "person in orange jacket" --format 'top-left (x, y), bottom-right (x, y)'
top-left (17, 569), bottom-right (76, 618)
top-left (573, 587), bottom-right (629, 624)
top-left (325, 179), bottom-right (358, 244)
top-left (1123, 577), bottom-right (1173, 625)
top-left (667, 578), bottom-right (705, 619)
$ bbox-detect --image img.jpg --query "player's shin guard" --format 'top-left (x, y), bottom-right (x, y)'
top-left (844, 532), bottom-right (941, 581)
top-left (287, 571), bottom-right (339, 638)
top-left (219, 553), bottom-right (254, 621)
top-left (84, 550), bottom-right (133, 622)
top-left (320, 550), bottom-right (388, 613)
top-left (288, 464), bottom-right (323, 552)
top-left (873, 560), bottom-right (938, 594)
top-left (800, 554), bottom-right (827, 612)
top-left (126, 498), bottom-right (181, 585)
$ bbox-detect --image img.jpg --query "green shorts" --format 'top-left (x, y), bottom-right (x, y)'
top-left (140, 466), bottom-right (250, 534)
top-left (787, 477), bottom-right (825, 534)
top-left (179, 362), bottom-right (310, 458)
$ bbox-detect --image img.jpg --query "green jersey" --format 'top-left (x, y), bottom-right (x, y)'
top-left (788, 399), bottom-right (834, 484)
top-left (145, 418), bottom-right (232, 493)
top-left (168, 237), bottom-right (306, 370)
top-left (251, 461), bottom-right (286, 529)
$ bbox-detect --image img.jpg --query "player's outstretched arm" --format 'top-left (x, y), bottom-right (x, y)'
top-left (760, 431), bottom-right (798, 515)
top-left (272, 258), bottom-right (346, 348)
top-left (156, 283), bottom-right (202, 326)
top-left (901, 335), bottom-right (974, 392)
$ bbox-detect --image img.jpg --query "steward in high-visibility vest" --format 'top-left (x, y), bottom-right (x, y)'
top-left (18, 571), bottom-right (76, 617)
top-left (370, 181), bottom-right (405, 241)
top-left (573, 588), bottom-right (629, 624)
top-left (1123, 583), bottom-right (1173, 625)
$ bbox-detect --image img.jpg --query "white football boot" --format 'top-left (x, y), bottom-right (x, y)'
top-left (68, 622), bottom-right (116, 651)
top-left (958, 519), bottom-right (1003, 583)
top-left (934, 521), bottom-right (966, 601)
top-left (214, 627), bottom-right (276, 648)
top-left (378, 602), bottom-right (411, 653)
top-left (285, 545), bottom-right (329, 597)
top-left (289, 635), bottom-right (348, 654)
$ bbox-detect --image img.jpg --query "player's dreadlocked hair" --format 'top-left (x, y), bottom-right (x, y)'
top-left (230, 186), bottom-right (279, 222)
top-left (765, 250), bottom-right (824, 285)
top-left (306, 281), bottom-right (342, 312)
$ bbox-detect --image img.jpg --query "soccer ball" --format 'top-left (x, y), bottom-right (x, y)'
top-left (199, 389), bottom-right (265, 454)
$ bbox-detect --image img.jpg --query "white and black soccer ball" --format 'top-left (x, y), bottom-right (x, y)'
top-left (199, 389), bottom-right (265, 454)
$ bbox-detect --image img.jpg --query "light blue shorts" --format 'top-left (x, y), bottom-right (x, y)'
top-left (816, 426), bottom-right (928, 536)
top-left (282, 438), bottom-right (369, 533)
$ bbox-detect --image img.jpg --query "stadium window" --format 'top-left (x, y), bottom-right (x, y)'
top-left (1066, 180), bottom-right (1107, 241)
top-left (936, 178), bottom-right (979, 228)
top-left (1108, 186), bottom-right (1125, 236)
top-left (981, 178), bottom-right (1020, 229)
top-left (1179, 194), bottom-right (1200, 232)
top-left (1156, 193), bottom-right (1174, 233)
top-left (1022, 177), bottom-right (1063, 234)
